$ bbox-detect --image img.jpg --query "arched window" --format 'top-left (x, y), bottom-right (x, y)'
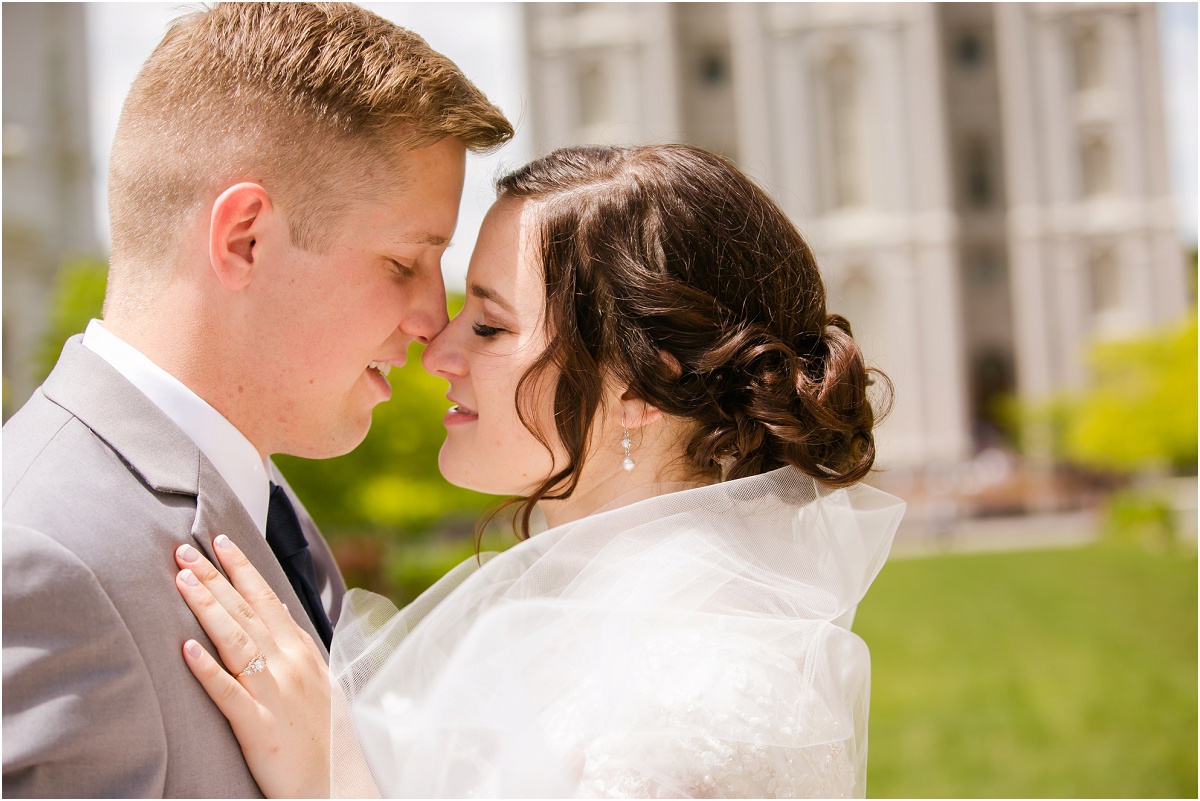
top-left (969, 349), bottom-right (1013, 446)
top-left (1087, 248), bottom-right (1121, 315)
top-left (1072, 24), bottom-right (1102, 92)
top-left (1080, 133), bottom-right (1112, 197)
top-left (954, 30), bottom-right (986, 70)
top-left (963, 136), bottom-right (993, 209)
top-left (968, 247), bottom-right (1002, 289)
top-left (577, 57), bottom-right (610, 129)
top-left (836, 267), bottom-right (876, 353)
top-left (825, 50), bottom-right (865, 210)
top-left (698, 49), bottom-right (728, 88)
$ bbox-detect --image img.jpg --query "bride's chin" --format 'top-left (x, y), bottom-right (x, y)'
top-left (437, 452), bottom-right (511, 497)
top-left (437, 442), bottom-right (557, 497)
top-left (435, 451), bottom-right (473, 492)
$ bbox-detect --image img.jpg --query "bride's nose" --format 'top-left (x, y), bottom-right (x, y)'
top-left (421, 317), bottom-right (467, 378)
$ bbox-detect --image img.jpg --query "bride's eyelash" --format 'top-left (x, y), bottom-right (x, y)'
top-left (472, 322), bottom-right (505, 338)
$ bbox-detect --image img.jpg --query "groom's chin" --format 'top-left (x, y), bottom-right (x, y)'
top-left (280, 413), bottom-right (375, 461)
top-left (325, 421), bottom-right (374, 459)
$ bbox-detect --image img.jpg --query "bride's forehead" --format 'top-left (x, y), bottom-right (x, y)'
top-left (464, 222), bottom-right (545, 315)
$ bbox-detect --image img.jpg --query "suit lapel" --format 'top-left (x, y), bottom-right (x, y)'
top-left (42, 336), bottom-right (199, 496)
top-left (191, 458), bottom-right (330, 659)
top-left (44, 336), bottom-right (331, 660)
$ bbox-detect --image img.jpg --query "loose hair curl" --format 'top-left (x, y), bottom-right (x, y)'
top-left (497, 145), bottom-right (891, 537)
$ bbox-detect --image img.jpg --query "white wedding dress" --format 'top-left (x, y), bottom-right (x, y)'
top-left (328, 467), bottom-right (904, 798)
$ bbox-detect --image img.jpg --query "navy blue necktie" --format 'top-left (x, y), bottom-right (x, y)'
top-left (265, 482), bottom-right (333, 649)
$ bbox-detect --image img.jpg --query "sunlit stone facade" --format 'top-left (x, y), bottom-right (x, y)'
top-left (522, 2), bottom-right (1188, 470)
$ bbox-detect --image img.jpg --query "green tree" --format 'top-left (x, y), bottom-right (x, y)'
top-left (36, 258), bottom-right (108, 381)
top-left (1063, 313), bottom-right (1198, 475)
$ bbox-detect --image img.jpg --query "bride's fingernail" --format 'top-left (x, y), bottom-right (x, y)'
top-left (177, 544), bottom-right (200, 563)
top-left (185, 640), bottom-right (202, 659)
top-left (214, 535), bottom-right (233, 551)
top-left (179, 569), bottom-right (200, 587)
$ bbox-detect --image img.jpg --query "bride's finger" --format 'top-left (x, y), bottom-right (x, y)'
top-left (176, 567), bottom-right (266, 678)
top-left (182, 639), bottom-right (260, 727)
top-left (209, 535), bottom-right (301, 641)
top-left (176, 544), bottom-right (275, 650)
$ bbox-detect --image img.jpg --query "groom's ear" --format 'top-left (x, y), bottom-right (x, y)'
top-left (209, 183), bottom-right (274, 291)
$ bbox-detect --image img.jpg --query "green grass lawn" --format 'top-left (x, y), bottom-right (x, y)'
top-left (855, 543), bottom-right (1197, 798)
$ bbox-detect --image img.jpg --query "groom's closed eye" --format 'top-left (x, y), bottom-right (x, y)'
top-left (387, 258), bottom-right (416, 279)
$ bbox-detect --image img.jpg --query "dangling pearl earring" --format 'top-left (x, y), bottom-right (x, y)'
top-left (621, 415), bottom-right (635, 473)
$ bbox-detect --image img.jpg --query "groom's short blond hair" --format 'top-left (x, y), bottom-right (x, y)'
top-left (106, 2), bottom-right (512, 310)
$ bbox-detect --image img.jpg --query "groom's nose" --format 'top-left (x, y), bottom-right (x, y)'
top-left (402, 271), bottom-right (450, 345)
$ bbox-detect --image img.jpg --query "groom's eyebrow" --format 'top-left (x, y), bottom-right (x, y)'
top-left (469, 283), bottom-right (516, 314)
top-left (413, 233), bottom-right (451, 247)
top-left (387, 232), bottom-right (451, 248)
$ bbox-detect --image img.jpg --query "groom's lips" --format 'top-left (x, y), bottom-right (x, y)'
top-left (366, 358), bottom-right (402, 402)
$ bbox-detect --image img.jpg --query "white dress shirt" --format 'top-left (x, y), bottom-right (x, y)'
top-left (81, 319), bottom-right (270, 536)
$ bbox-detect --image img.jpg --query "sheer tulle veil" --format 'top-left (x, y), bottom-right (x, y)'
top-left (329, 466), bottom-right (904, 798)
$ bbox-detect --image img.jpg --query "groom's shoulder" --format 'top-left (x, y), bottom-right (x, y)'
top-left (4, 387), bottom-right (106, 504)
top-left (5, 385), bottom-right (137, 506)
top-left (3, 388), bottom-right (195, 565)
top-left (3, 386), bottom-right (74, 481)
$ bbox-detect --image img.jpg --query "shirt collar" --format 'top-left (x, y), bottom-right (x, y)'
top-left (81, 319), bottom-right (270, 536)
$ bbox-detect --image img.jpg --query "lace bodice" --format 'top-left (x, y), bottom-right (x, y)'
top-left (560, 622), bottom-right (861, 798)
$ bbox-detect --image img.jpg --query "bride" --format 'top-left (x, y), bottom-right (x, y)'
top-left (172, 144), bottom-right (905, 798)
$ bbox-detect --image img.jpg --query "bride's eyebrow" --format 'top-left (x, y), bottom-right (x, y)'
top-left (469, 282), bottom-right (516, 315)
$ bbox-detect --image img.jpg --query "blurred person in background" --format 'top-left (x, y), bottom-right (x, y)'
top-left (174, 144), bottom-right (905, 798)
top-left (1, 3), bottom-right (511, 797)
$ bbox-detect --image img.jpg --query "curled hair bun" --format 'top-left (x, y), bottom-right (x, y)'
top-left (685, 313), bottom-right (888, 488)
top-left (494, 143), bottom-right (892, 536)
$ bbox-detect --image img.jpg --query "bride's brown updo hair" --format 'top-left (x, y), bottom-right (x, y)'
top-left (497, 144), bottom-right (890, 536)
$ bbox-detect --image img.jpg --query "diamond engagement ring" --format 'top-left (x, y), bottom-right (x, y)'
top-left (237, 652), bottom-right (267, 678)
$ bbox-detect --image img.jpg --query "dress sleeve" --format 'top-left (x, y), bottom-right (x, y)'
top-left (2, 524), bottom-right (167, 798)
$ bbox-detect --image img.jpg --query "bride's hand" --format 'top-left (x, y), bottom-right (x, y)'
top-left (175, 536), bottom-right (331, 798)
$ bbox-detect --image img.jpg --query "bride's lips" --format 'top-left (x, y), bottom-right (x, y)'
top-left (444, 399), bottom-right (478, 426)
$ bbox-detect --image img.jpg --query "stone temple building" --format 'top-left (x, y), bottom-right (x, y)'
top-left (521, 2), bottom-right (1189, 474)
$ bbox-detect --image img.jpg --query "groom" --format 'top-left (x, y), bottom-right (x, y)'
top-left (2, 3), bottom-right (511, 797)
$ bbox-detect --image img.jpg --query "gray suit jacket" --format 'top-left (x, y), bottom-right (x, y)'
top-left (2, 337), bottom-right (347, 798)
